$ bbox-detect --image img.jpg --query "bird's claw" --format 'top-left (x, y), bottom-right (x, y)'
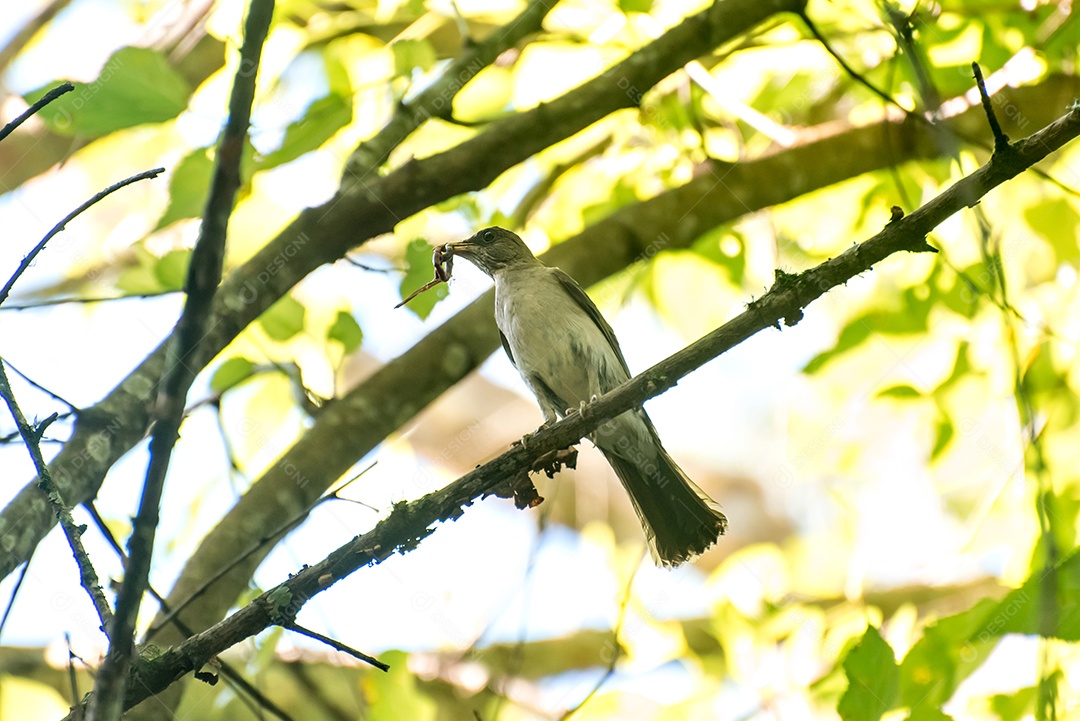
top-left (514, 420), bottom-right (554, 450)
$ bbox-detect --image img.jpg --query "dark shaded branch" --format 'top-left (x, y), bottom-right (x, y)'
top-left (84, 3), bottom-right (274, 719)
top-left (0, 82), bottom-right (73, 144)
top-left (282, 622), bottom-right (389, 672)
top-left (0, 363), bottom-right (113, 634)
top-left (0, 167), bottom-right (164, 308)
top-left (972, 61), bottom-right (1011, 152)
top-left (62, 99), bottom-right (1080, 719)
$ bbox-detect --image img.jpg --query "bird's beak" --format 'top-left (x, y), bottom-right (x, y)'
top-left (444, 240), bottom-right (474, 256)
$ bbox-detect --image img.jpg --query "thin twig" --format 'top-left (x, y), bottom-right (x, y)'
top-left (65, 633), bottom-right (83, 721)
top-left (0, 361), bottom-right (113, 634)
top-left (0, 289), bottom-right (180, 311)
top-left (0, 167), bottom-right (165, 308)
top-left (972, 61), bottom-right (1011, 152)
top-left (0, 81), bottom-right (73, 144)
top-left (0, 547), bottom-right (35, 640)
top-left (1, 358), bottom-right (79, 413)
top-left (282, 621), bottom-right (389, 672)
top-left (85, 2), bottom-right (276, 719)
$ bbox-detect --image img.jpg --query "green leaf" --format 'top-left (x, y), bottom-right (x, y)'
top-left (156, 148), bottom-right (214, 230)
top-left (619, 0), bottom-right (653, 13)
top-left (1024, 198), bottom-right (1080, 265)
top-left (392, 39), bottom-right (437, 77)
top-left (256, 94), bottom-right (352, 171)
top-left (152, 249), bottom-right (191, 290)
top-left (931, 414), bottom-right (954, 459)
top-left (905, 709), bottom-right (955, 721)
top-left (805, 288), bottom-right (932, 374)
top-left (211, 357), bottom-right (256, 394)
top-left (898, 601), bottom-right (991, 712)
top-left (328, 310), bottom-right (363, 353)
top-left (259, 295), bottom-right (306, 342)
top-left (691, 227), bottom-right (745, 286)
top-left (399, 239), bottom-right (448, 319)
top-left (877, 384), bottom-right (922, 399)
top-left (25, 47), bottom-right (191, 137)
top-left (838, 626), bottom-right (898, 721)
top-left (364, 651), bottom-right (437, 721)
top-left (992, 546), bottom-right (1080, 640)
top-left (990, 686), bottom-right (1037, 721)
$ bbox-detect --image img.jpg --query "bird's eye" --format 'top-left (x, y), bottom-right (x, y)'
top-left (482, 230), bottom-right (495, 243)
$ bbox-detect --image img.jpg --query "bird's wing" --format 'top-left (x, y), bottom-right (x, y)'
top-left (498, 329), bottom-right (516, 367)
top-left (550, 268), bottom-right (632, 378)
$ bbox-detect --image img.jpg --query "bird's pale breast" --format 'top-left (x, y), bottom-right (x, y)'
top-left (494, 267), bottom-right (626, 411)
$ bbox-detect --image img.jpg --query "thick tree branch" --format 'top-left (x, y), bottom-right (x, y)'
top-left (140, 77), bottom-right (1080, 660)
top-left (84, 2), bottom-right (274, 719)
top-left (65, 100), bottom-right (1080, 718)
top-left (0, 0), bottom-right (804, 591)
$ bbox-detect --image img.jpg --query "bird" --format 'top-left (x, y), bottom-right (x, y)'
top-left (446, 227), bottom-right (727, 566)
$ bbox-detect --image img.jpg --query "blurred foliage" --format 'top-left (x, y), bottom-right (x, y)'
top-left (0, 0), bottom-right (1078, 719)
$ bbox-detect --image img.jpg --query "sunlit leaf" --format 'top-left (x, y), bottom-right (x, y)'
top-left (619, 0), bottom-right (653, 14)
top-left (392, 39), bottom-right (436, 77)
top-left (363, 650), bottom-right (437, 721)
top-left (156, 147), bottom-right (214, 230)
top-left (877, 385), bottom-right (921, 399)
top-left (931, 413), bottom-right (954, 459)
top-left (328, 310), bottom-right (363, 352)
top-left (838, 626), bottom-right (898, 721)
top-left (260, 295), bottom-right (306, 342)
top-left (1024, 198), bottom-right (1080, 265)
top-left (153, 249), bottom-right (191, 290)
top-left (453, 67), bottom-right (513, 123)
top-left (990, 686), bottom-right (1037, 721)
top-left (25, 47), bottom-right (191, 137)
top-left (211, 357), bottom-right (256, 394)
top-left (898, 599), bottom-right (996, 711)
top-left (257, 94), bottom-right (352, 171)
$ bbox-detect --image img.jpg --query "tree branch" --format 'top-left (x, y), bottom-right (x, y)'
top-left (0, 363), bottom-right (113, 635)
top-left (84, 2), bottom-right (274, 718)
top-left (139, 76), bottom-right (1080, 662)
top-left (0, 167), bottom-right (164, 308)
top-left (0, 81), bottom-right (73, 144)
top-left (64, 99), bottom-right (1080, 718)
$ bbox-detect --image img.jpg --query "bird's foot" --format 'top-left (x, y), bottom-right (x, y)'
top-left (563, 398), bottom-right (594, 418)
top-left (514, 420), bottom-right (554, 450)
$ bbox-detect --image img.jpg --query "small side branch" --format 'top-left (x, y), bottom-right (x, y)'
top-left (0, 81), bottom-right (73, 144)
top-left (0, 362), bottom-right (113, 634)
top-left (281, 621), bottom-right (389, 672)
top-left (972, 61), bottom-right (1011, 152)
top-left (0, 167), bottom-right (165, 308)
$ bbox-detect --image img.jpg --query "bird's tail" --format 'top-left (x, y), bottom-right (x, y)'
top-left (601, 437), bottom-right (727, 567)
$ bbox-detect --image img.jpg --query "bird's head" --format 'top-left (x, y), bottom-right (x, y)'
top-left (446, 227), bottom-right (538, 276)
